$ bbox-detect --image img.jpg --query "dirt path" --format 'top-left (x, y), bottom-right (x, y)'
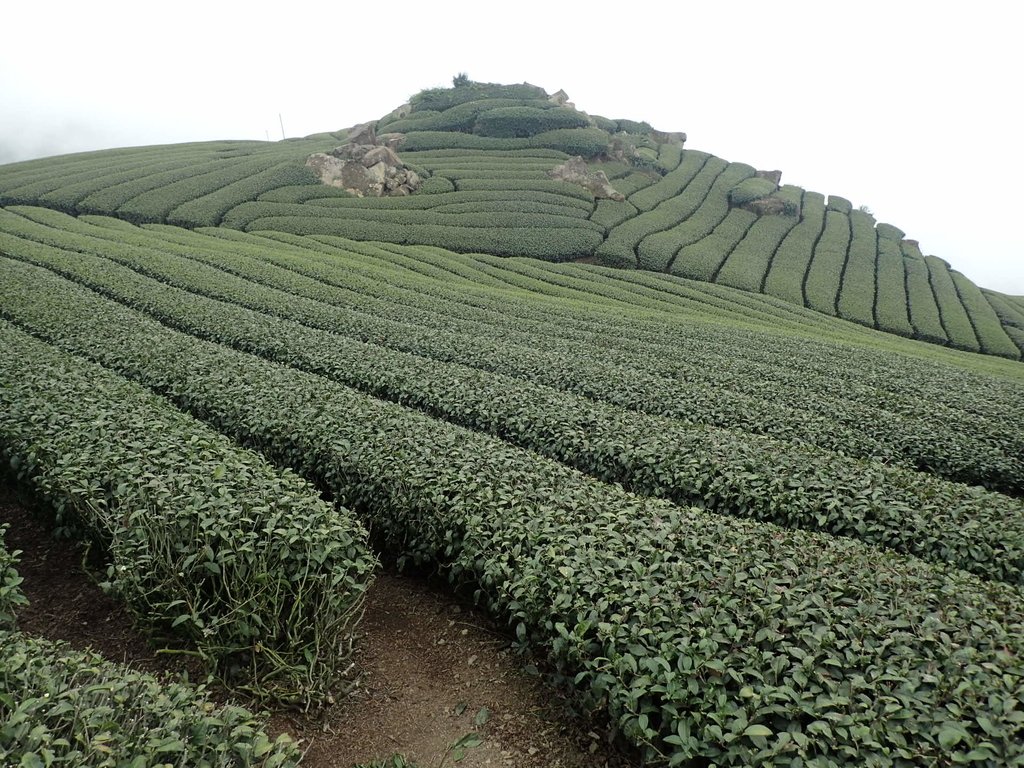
top-left (0, 484), bottom-right (634, 768)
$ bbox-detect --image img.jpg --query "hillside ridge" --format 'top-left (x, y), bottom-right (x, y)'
top-left (0, 78), bottom-right (1019, 360)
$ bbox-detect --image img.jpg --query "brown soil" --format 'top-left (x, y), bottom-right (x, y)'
top-left (0, 484), bottom-right (635, 768)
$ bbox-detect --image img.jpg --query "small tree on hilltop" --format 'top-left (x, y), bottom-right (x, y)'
top-left (452, 72), bottom-right (471, 87)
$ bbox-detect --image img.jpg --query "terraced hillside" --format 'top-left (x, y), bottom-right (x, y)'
top-left (2, 195), bottom-right (1024, 765)
top-left (0, 80), bottom-right (1020, 360)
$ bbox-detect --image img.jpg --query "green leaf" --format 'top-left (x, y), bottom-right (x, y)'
top-left (938, 725), bottom-right (964, 749)
top-left (743, 724), bottom-right (773, 738)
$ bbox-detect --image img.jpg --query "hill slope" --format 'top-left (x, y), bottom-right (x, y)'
top-left (0, 80), bottom-right (1019, 360)
top-left (2, 81), bottom-right (1024, 767)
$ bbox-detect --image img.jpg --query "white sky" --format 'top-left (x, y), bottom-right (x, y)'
top-left (2, 0), bottom-right (1021, 294)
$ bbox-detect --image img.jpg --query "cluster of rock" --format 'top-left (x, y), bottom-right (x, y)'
top-left (650, 129), bottom-right (687, 148)
top-left (305, 123), bottom-right (421, 197)
top-left (548, 156), bottom-right (625, 201)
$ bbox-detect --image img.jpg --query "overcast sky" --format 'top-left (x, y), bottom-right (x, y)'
top-left (3, 1), bottom-right (1021, 294)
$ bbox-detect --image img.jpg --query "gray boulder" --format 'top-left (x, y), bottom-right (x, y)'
top-left (306, 126), bottom-right (421, 197)
top-left (548, 156), bottom-right (625, 201)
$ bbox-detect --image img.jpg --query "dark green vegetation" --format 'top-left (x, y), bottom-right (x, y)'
top-left (1, 201), bottom-right (1023, 765)
top-left (0, 527), bottom-right (300, 767)
top-left (0, 317), bottom-right (374, 705)
top-left (0, 80), bottom-right (1018, 358)
top-left (1, 79), bottom-right (1023, 766)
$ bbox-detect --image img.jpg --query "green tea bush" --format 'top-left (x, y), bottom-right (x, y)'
top-left (378, 108), bottom-right (440, 131)
top-left (601, 156), bottom-right (724, 271)
top-left (306, 188), bottom-right (592, 213)
top-left (955, 279), bottom-right (1022, 359)
top-left (641, 162), bottom-right (755, 274)
top-left (0, 526), bottom-right (27, 630)
top-left (835, 209), bottom-right (878, 327)
top-left (0, 318), bottom-right (375, 706)
top-left (875, 222), bottom-right (905, 240)
top-left (246, 217), bottom-right (602, 258)
top-left (902, 242), bottom-right (947, 344)
top-left (454, 177), bottom-right (595, 201)
top-left (167, 162), bottom-right (316, 227)
top-left (528, 127), bottom-right (610, 157)
top-left (615, 118), bottom-right (653, 133)
top-left (13, 206), bottom-right (1022, 492)
top-left (655, 143), bottom-right (683, 173)
top-left (384, 98), bottom-right (548, 133)
top-left (257, 184), bottom-right (353, 203)
top-left (409, 82), bottom-right (547, 112)
top-left (402, 147), bottom-right (568, 160)
top-left (430, 168), bottom-right (553, 181)
top-left (75, 160), bottom-right (248, 216)
top-left (117, 158), bottom-right (281, 224)
top-left (874, 235), bottom-right (916, 337)
top-left (590, 199), bottom-right (639, 230)
top-left (432, 200), bottom-right (591, 218)
top-left (671, 208), bottom-right (757, 281)
top-left (589, 114), bottom-right (618, 132)
top-left (763, 191), bottom-right (826, 306)
top-left (34, 157), bottom-right (196, 212)
top-left (924, 254), bottom-right (980, 352)
top-left (397, 132), bottom-right (532, 152)
top-left (474, 106), bottom-right (589, 138)
top-left (629, 150), bottom-right (711, 213)
top-left (0, 631), bottom-right (300, 767)
top-left (804, 210), bottom-right (850, 314)
top-left (715, 186), bottom-right (803, 293)
top-left (418, 175), bottom-right (457, 194)
top-left (611, 171), bottom-right (659, 197)
top-left (826, 194), bottom-right (852, 214)
top-left (5, 256), bottom-right (1024, 765)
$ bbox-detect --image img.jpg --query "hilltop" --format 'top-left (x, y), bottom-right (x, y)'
top-left (0, 78), bottom-right (1020, 360)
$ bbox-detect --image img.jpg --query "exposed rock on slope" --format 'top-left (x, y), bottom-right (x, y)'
top-left (548, 156), bottom-right (625, 201)
top-left (306, 123), bottom-right (422, 197)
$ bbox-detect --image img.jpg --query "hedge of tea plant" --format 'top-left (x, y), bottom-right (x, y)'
top-left (4, 235), bottom-right (1024, 589)
top-left (763, 191), bottom-right (827, 306)
top-left (3, 206), bottom-right (1021, 499)
top-left (639, 162), bottom-right (756, 275)
top-left (924, 254), bottom-right (981, 352)
top-left (902, 240), bottom-right (948, 345)
top-left (1, 508), bottom-right (300, 765)
top-left (0, 318), bottom-right (374, 706)
top-left (714, 185), bottom-right (803, 293)
top-left (834, 208), bottom-right (877, 328)
top-left (2, 254), bottom-right (1024, 764)
top-left (0, 630), bottom-right (301, 767)
top-left (804, 210), bottom-right (850, 315)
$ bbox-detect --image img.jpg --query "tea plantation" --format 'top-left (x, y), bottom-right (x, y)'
top-left (1, 80), bottom-right (1023, 766)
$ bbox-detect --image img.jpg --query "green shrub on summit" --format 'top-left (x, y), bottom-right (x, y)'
top-left (409, 82), bottom-right (548, 112)
top-left (528, 127), bottom-right (610, 157)
top-left (474, 106), bottom-right (589, 138)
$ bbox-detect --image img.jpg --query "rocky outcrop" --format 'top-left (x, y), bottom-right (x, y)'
top-left (743, 197), bottom-right (794, 216)
top-left (548, 89), bottom-right (575, 109)
top-left (605, 135), bottom-right (645, 165)
top-left (756, 169), bottom-right (782, 185)
top-left (306, 123), bottom-right (421, 197)
top-left (548, 156), bottom-right (625, 201)
top-left (650, 129), bottom-right (687, 148)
